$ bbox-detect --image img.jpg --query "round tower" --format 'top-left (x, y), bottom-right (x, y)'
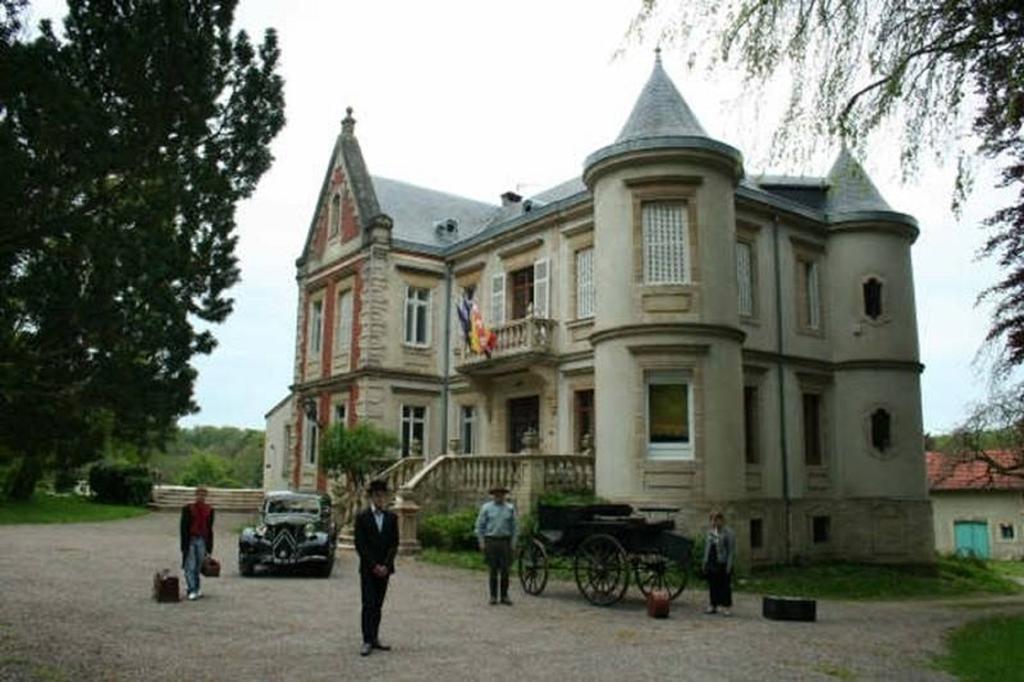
top-left (822, 148), bottom-right (927, 501)
top-left (583, 52), bottom-right (747, 516)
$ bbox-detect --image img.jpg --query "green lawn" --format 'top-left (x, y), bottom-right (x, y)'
top-left (991, 560), bottom-right (1024, 580)
top-left (0, 494), bottom-right (149, 525)
top-left (421, 550), bottom-right (1020, 601)
top-left (740, 557), bottom-right (1021, 600)
top-left (935, 615), bottom-right (1024, 681)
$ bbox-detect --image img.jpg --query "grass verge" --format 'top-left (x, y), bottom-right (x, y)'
top-left (934, 615), bottom-right (1024, 681)
top-left (741, 556), bottom-right (1021, 600)
top-left (421, 550), bottom-right (1019, 601)
top-left (0, 493), bottom-right (149, 525)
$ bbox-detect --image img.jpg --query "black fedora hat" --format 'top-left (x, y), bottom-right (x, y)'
top-left (367, 479), bottom-right (388, 494)
top-left (489, 484), bottom-right (510, 494)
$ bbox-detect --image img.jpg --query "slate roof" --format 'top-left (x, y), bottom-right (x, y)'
top-left (927, 451), bottom-right (1024, 491)
top-left (824, 146), bottom-right (893, 215)
top-left (371, 176), bottom-right (498, 251)
top-left (616, 51), bottom-right (707, 142)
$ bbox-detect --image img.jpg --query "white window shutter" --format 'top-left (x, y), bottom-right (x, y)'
top-left (491, 272), bottom-right (505, 325)
top-left (736, 242), bottom-right (753, 316)
top-left (576, 248), bottom-right (594, 318)
top-left (533, 258), bottom-right (549, 318)
top-left (807, 262), bottom-right (821, 329)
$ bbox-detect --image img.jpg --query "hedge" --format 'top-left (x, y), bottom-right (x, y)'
top-left (88, 461), bottom-right (153, 506)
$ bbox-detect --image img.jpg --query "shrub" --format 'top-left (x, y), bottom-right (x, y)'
top-left (419, 509), bottom-right (480, 552)
top-left (181, 451), bottom-right (240, 488)
top-left (53, 467), bottom-right (82, 494)
top-left (536, 489), bottom-right (604, 508)
top-left (88, 461), bottom-right (153, 506)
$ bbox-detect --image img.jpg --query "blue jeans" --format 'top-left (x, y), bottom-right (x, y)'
top-left (184, 536), bottom-right (207, 594)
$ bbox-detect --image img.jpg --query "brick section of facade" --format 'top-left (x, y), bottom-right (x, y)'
top-left (341, 185), bottom-right (359, 243)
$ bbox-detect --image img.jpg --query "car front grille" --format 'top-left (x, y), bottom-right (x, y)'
top-left (270, 526), bottom-right (300, 559)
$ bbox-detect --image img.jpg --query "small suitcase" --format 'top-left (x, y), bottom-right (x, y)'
top-left (762, 595), bottom-right (816, 621)
top-left (153, 570), bottom-right (180, 603)
top-left (200, 556), bottom-right (221, 577)
top-left (646, 589), bottom-right (671, 618)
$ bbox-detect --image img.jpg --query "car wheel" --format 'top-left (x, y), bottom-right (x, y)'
top-left (239, 557), bottom-right (255, 577)
top-left (316, 560), bottom-right (334, 578)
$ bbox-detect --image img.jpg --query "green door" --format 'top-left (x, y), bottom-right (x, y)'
top-left (954, 521), bottom-right (990, 559)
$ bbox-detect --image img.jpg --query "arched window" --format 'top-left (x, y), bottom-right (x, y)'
top-left (870, 408), bottom-right (891, 452)
top-left (863, 278), bottom-right (883, 320)
top-left (329, 193), bottom-right (341, 237)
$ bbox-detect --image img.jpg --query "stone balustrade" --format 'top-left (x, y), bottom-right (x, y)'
top-left (393, 452), bottom-right (595, 554)
top-left (454, 317), bottom-right (556, 371)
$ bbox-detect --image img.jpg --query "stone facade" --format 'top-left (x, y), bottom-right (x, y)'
top-left (266, 55), bottom-right (934, 569)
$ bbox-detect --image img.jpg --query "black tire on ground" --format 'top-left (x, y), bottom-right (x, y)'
top-left (633, 553), bottom-right (689, 601)
top-left (315, 560), bottom-right (334, 578)
top-left (573, 533), bottom-right (630, 607)
top-left (238, 556), bottom-right (255, 577)
top-left (518, 537), bottom-right (549, 596)
top-left (762, 595), bottom-right (817, 621)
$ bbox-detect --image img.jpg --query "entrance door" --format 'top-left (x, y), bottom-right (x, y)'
top-left (953, 521), bottom-right (990, 558)
top-left (508, 395), bottom-right (539, 453)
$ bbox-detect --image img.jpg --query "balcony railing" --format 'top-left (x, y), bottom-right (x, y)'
top-left (455, 317), bottom-right (556, 373)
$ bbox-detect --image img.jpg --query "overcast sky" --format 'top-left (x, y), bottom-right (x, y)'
top-left (25, 1), bottom-right (1014, 434)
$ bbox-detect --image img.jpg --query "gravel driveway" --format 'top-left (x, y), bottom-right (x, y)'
top-left (1, 512), bottom-right (1022, 682)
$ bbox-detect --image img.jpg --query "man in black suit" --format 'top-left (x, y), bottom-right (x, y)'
top-left (354, 479), bottom-right (399, 656)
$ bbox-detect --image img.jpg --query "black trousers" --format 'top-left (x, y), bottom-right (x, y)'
top-left (360, 571), bottom-right (390, 644)
top-left (707, 563), bottom-right (732, 608)
top-left (484, 537), bottom-right (512, 599)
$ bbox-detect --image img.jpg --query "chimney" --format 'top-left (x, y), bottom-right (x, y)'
top-left (501, 191), bottom-right (522, 208)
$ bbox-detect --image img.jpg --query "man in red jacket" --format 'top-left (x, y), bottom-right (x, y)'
top-left (180, 486), bottom-right (215, 601)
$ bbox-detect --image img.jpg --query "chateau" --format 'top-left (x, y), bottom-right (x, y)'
top-left (264, 53), bottom-right (934, 565)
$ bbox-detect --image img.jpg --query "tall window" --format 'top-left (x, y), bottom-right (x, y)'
top-left (401, 405), bottom-right (426, 457)
top-left (334, 289), bottom-right (353, 357)
top-left (329, 193), bottom-right (341, 237)
top-left (743, 385), bottom-right (759, 464)
top-left (490, 273), bottom-right (505, 325)
top-left (750, 518), bottom-right (764, 550)
top-left (308, 299), bottom-right (323, 354)
top-left (509, 267), bottom-right (534, 320)
top-left (803, 392), bottom-right (823, 465)
top-left (574, 389), bottom-right (594, 452)
top-left (576, 248), bottom-right (595, 319)
top-left (799, 259), bottom-right (821, 331)
top-left (642, 202), bottom-right (688, 284)
top-left (736, 241), bottom-right (754, 317)
top-left (646, 371), bottom-right (693, 460)
top-left (404, 286), bottom-right (431, 346)
top-left (460, 405), bottom-right (476, 455)
top-left (863, 278), bottom-right (883, 320)
top-left (305, 418), bottom-right (318, 465)
top-left (333, 402), bottom-right (347, 426)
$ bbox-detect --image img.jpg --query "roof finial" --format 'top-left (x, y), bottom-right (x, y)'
top-left (342, 106), bottom-right (356, 136)
top-left (654, 45), bottom-right (662, 65)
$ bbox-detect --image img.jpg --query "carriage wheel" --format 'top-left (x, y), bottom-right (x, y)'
top-left (574, 533), bottom-right (630, 606)
top-left (633, 553), bottom-right (689, 601)
top-left (518, 538), bottom-right (549, 596)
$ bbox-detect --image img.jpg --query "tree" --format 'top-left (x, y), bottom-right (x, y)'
top-left (0, 1), bottom-right (285, 499)
top-left (320, 423), bottom-right (399, 527)
top-left (945, 382), bottom-right (1024, 482)
top-left (628, 0), bottom-right (1024, 376)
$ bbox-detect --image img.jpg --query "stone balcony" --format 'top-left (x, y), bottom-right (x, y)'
top-left (454, 316), bottom-right (557, 375)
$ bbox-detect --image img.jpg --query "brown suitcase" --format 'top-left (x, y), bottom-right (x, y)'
top-left (153, 570), bottom-right (180, 603)
top-left (646, 589), bottom-right (670, 618)
top-left (200, 556), bottom-right (221, 577)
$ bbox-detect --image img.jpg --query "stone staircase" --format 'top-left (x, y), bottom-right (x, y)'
top-left (149, 485), bottom-right (264, 513)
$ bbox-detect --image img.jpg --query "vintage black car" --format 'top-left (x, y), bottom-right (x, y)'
top-left (238, 491), bottom-right (337, 577)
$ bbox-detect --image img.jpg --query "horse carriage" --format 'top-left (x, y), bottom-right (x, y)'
top-left (518, 503), bottom-right (694, 606)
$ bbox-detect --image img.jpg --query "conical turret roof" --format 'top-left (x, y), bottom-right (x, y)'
top-left (824, 146), bottom-right (892, 215)
top-left (616, 50), bottom-right (707, 142)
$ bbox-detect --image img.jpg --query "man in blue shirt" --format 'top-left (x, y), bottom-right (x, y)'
top-left (475, 485), bottom-right (517, 605)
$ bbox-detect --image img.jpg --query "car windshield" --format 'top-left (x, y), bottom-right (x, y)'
top-left (266, 498), bottom-right (320, 515)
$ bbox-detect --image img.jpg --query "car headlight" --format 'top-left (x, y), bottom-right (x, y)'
top-left (304, 523), bottom-right (316, 538)
top-left (256, 524), bottom-right (267, 537)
